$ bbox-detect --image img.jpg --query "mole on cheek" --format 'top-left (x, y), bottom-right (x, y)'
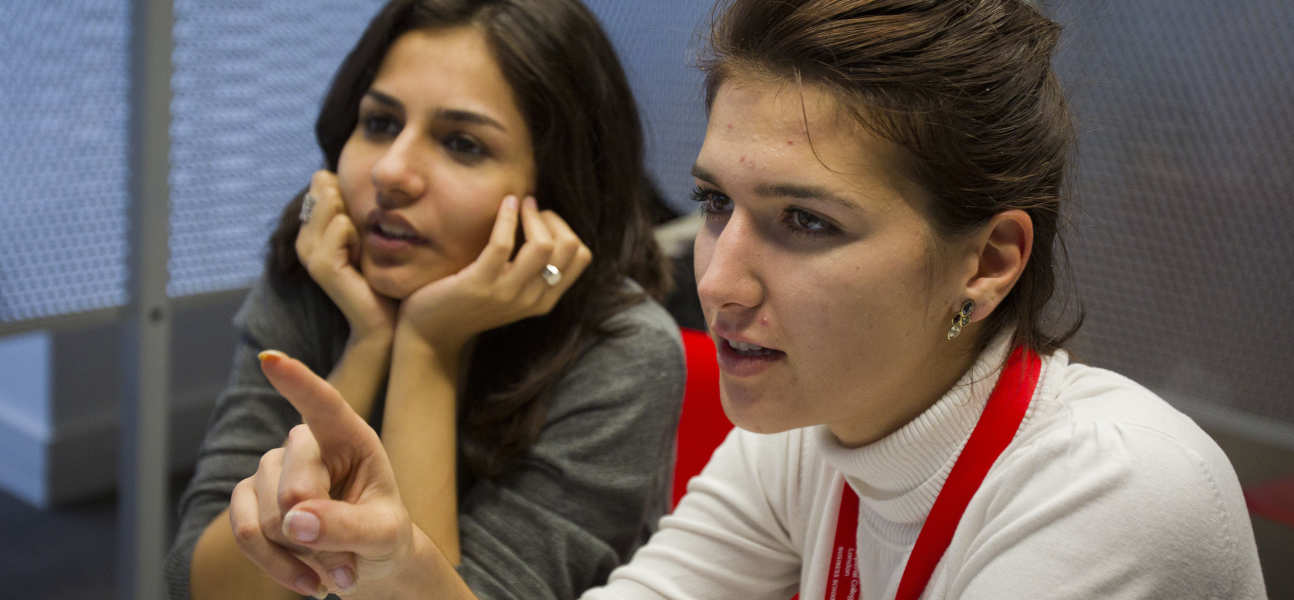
top-left (787, 140), bottom-right (795, 146)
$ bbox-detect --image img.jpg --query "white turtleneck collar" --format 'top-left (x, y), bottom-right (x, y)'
top-left (812, 331), bottom-right (1037, 525)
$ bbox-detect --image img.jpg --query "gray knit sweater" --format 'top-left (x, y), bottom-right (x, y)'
top-left (164, 274), bottom-right (685, 599)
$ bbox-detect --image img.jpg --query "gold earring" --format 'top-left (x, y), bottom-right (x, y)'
top-left (946, 299), bottom-right (974, 341)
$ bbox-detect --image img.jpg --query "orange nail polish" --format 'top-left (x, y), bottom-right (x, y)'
top-left (257, 349), bottom-right (287, 364)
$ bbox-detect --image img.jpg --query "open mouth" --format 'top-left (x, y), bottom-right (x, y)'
top-left (723, 338), bottom-right (782, 358)
top-left (715, 336), bottom-right (785, 376)
top-left (369, 221), bottom-right (427, 245)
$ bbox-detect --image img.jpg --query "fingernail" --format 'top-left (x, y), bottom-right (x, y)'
top-left (331, 565), bottom-right (356, 591)
top-left (293, 574), bottom-right (319, 597)
top-left (524, 195), bottom-right (537, 210)
top-left (503, 194), bottom-right (518, 210)
top-left (283, 509), bottom-right (320, 543)
top-left (258, 349), bottom-right (287, 365)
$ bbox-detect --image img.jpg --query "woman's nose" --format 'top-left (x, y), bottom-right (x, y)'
top-left (370, 134), bottom-right (426, 207)
top-left (695, 211), bottom-right (765, 314)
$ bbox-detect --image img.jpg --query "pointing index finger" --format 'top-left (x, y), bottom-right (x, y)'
top-left (257, 350), bottom-right (376, 456)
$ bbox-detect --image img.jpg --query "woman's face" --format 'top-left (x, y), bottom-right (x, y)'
top-left (337, 27), bottom-right (535, 300)
top-left (693, 75), bottom-right (974, 446)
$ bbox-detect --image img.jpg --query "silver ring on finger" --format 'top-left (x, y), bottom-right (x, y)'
top-left (541, 264), bottom-right (562, 287)
top-left (299, 193), bottom-right (317, 223)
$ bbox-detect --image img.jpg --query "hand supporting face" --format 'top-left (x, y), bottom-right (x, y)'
top-left (230, 350), bottom-right (422, 598)
top-left (396, 195), bottom-right (592, 355)
top-left (296, 170), bottom-right (398, 346)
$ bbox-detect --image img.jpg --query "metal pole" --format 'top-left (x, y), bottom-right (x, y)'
top-left (121, 0), bottom-right (173, 598)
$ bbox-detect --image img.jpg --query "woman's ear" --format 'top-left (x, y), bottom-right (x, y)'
top-left (962, 209), bottom-right (1033, 322)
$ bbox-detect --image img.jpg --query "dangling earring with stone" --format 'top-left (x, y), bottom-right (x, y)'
top-left (946, 299), bottom-right (974, 341)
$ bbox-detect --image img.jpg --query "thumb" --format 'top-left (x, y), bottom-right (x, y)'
top-left (258, 350), bottom-right (378, 454)
top-left (285, 496), bottom-right (408, 557)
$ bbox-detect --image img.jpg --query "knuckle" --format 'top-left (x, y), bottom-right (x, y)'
top-left (257, 450), bottom-right (276, 471)
top-left (231, 477), bottom-right (254, 503)
top-left (373, 508), bottom-right (403, 546)
top-left (490, 287), bottom-right (515, 305)
top-left (536, 296), bottom-right (558, 316)
top-left (277, 485), bottom-right (307, 510)
top-left (310, 170), bottom-right (334, 188)
top-left (233, 517), bottom-right (261, 544)
top-left (287, 423), bottom-right (312, 444)
top-left (258, 518), bottom-right (281, 543)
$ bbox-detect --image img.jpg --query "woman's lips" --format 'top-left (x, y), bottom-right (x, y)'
top-left (365, 213), bottom-right (428, 255)
top-left (714, 336), bottom-right (786, 377)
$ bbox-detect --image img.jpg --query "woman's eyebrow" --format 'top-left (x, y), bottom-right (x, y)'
top-left (364, 89), bottom-right (403, 110)
top-left (692, 164), bottom-right (858, 213)
top-left (754, 182), bottom-right (858, 213)
top-left (691, 164), bottom-right (719, 185)
top-left (363, 90), bottom-right (508, 133)
top-left (433, 108), bottom-right (508, 133)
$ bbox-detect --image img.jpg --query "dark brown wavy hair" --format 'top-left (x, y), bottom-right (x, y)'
top-left (266, 0), bottom-right (669, 477)
top-left (703, 0), bottom-right (1082, 355)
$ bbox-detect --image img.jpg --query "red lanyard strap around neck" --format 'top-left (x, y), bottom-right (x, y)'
top-left (824, 345), bottom-right (1042, 600)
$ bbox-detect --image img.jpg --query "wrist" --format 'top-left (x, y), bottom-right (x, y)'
top-left (394, 319), bottom-right (468, 368)
top-left (345, 328), bottom-right (394, 360)
top-left (374, 527), bottom-right (471, 600)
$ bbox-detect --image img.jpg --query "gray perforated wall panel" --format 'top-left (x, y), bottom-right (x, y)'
top-left (584, 0), bottom-right (711, 214)
top-left (168, 0), bottom-right (385, 297)
top-left (1048, 1), bottom-right (1294, 423)
top-left (0, 3), bottom-right (131, 321)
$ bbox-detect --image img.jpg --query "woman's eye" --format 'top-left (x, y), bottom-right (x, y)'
top-left (785, 208), bottom-right (838, 236)
top-left (444, 134), bottom-right (486, 159)
top-left (361, 114), bottom-right (401, 138)
top-left (691, 187), bottom-right (732, 215)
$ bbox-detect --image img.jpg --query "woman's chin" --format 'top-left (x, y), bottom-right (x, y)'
top-left (720, 392), bottom-right (796, 435)
top-left (363, 271), bottom-right (418, 301)
top-left (360, 257), bottom-right (455, 302)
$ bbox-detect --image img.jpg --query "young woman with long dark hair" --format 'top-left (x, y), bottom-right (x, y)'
top-left (165, 1), bottom-right (684, 598)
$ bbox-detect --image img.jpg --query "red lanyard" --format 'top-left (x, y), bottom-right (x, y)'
top-left (823, 346), bottom-right (1042, 600)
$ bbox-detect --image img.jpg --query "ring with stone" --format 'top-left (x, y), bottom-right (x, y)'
top-left (541, 264), bottom-right (562, 286)
top-left (299, 193), bottom-right (317, 223)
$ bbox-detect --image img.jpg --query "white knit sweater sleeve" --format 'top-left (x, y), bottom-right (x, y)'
top-left (581, 427), bottom-right (805, 600)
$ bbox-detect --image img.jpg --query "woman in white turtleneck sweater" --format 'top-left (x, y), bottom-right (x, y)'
top-left (219, 0), bottom-right (1267, 598)
top-left (597, 333), bottom-right (1265, 599)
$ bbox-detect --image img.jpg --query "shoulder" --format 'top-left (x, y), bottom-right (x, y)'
top-left (1009, 353), bottom-right (1246, 510)
top-left (597, 280), bottom-right (685, 352)
top-left (234, 271), bottom-right (311, 337)
top-left (1023, 354), bottom-right (1239, 486)
top-left (569, 282), bottom-right (685, 380)
top-left (971, 353), bottom-right (1262, 594)
top-left (545, 283), bottom-right (684, 414)
top-left (233, 270), bottom-right (342, 370)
